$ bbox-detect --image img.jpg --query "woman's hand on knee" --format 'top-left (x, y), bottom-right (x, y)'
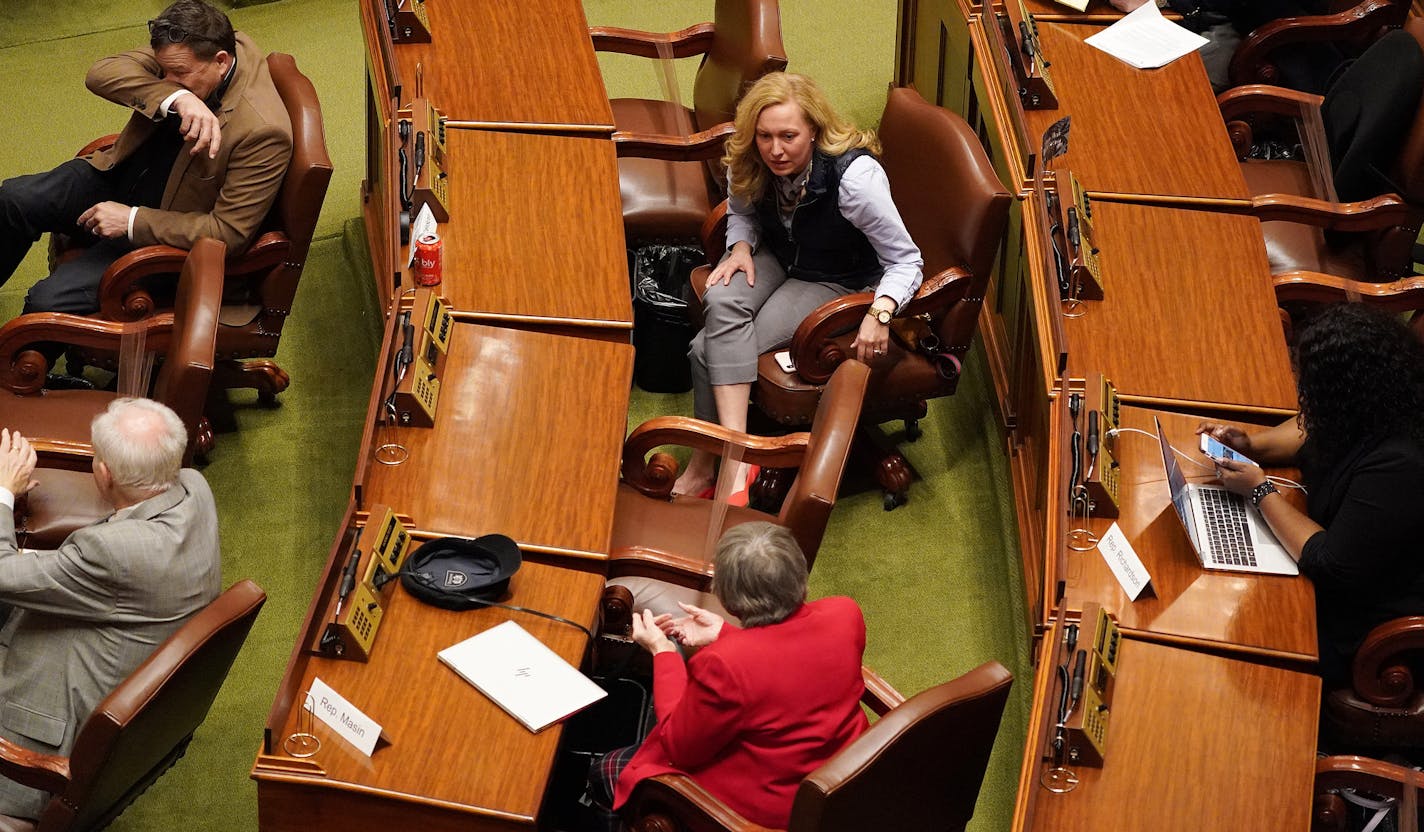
top-left (707, 243), bottom-right (756, 288)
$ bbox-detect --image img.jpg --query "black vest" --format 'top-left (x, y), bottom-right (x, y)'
top-left (755, 148), bottom-right (883, 288)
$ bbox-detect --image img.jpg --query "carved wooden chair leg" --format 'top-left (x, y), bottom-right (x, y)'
top-left (215, 358), bottom-right (290, 404)
top-left (853, 424), bottom-right (914, 511)
top-left (750, 466), bottom-right (793, 514)
top-left (195, 416), bottom-right (216, 459)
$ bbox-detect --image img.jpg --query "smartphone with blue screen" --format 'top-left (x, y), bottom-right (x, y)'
top-left (1199, 434), bottom-right (1259, 467)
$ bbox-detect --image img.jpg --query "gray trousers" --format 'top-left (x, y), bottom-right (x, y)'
top-left (690, 247), bottom-right (861, 422)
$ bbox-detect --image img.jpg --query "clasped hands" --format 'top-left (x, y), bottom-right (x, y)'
top-left (630, 602), bottom-right (725, 656)
top-left (0, 429), bottom-right (38, 498)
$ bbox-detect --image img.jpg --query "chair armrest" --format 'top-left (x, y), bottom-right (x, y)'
top-left (607, 548), bottom-right (717, 589)
top-left (1229, 0), bottom-right (1408, 87)
top-left (1274, 270), bottom-right (1424, 307)
top-left (1249, 192), bottom-right (1418, 231)
top-left (623, 773), bottom-right (777, 832)
top-left (1217, 83), bottom-right (1324, 123)
top-left (787, 267), bottom-right (978, 384)
top-left (1349, 616), bottom-right (1424, 708)
top-left (1313, 755), bottom-right (1421, 832)
top-left (0, 313), bottom-right (175, 395)
top-left (613, 122), bottom-right (735, 162)
top-left (621, 416), bottom-right (811, 499)
top-left (589, 22), bottom-right (716, 59)
top-left (786, 293), bottom-right (876, 385)
top-left (0, 735), bottom-right (70, 797)
top-left (700, 200), bottom-right (730, 262)
top-left (97, 244), bottom-right (190, 321)
top-left (74, 133), bottom-right (119, 158)
top-left (861, 666), bottom-right (905, 716)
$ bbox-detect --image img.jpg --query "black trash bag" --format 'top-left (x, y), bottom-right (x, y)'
top-left (631, 244), bottom-right (702, 393)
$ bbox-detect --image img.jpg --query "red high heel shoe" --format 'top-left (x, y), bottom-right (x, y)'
top-left (726, 465), bottom-right (760, 508)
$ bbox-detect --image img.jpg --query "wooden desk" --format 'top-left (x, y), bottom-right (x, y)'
top-left (967, 13), bottom-right (1247, 200)
top-left (1046, 405), bottom-right (1317, 664)
top-left (404, 129), bottom-right (632, 337)
top-left (1049, 196), bottom-right (1297, 413)
top-left (1013, 622), bottom-right (1320, 831)
top-left (253, 549), bottom-right (605, 832)
top-left (1025, 22), bottom-right (1246, 199)
top-left (392, 0), bottom-right (614, 133)
top-left (359, 320), bottom-right (633, 560)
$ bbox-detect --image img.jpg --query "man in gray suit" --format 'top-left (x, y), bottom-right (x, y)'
top-left (0, 398), bottom-right (221, 819)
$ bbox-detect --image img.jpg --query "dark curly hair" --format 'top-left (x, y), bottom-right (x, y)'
top-left (1294, 304), bottom-right (1424, 467)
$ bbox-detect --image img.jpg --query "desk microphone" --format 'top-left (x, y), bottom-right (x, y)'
top-left (1068, 393), bottom-right (1083, 497)
top-left (1067, 649), bottom-right (1086, 718)
top-left (1066, 206), bottom-right (1080, 251)
top-left (1085, 410), bottom-right (1100, 480)
top-left (395, 312), bottom-right (414, 383)
top-left (335, 547), bottom-right (362, 619)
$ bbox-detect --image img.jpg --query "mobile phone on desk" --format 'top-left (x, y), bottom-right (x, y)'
top-left (773, 350), bottom-right (796, 374)
top-left (1200, 434), bottom-right (1259, 467)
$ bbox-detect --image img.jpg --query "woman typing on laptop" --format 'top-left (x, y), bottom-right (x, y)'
top-left (1198, 304), bottom-right (1424, 685)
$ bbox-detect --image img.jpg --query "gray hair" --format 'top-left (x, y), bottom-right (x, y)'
top-left (711, 522), bottom-right (808, 627)
top-left (90, 398), bottom-right (187, 494)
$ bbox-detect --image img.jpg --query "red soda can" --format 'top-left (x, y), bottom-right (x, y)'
top-left (414, 233), bottom-right (443, 286)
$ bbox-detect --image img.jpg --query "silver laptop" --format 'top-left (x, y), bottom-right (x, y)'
top-left (1153, 417), bottom-right (1298, 576)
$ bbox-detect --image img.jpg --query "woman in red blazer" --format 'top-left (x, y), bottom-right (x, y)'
top-left (602, 522), bottom-right (869, 829)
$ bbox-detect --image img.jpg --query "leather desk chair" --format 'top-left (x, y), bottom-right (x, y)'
top-left (0, 580), bottom-right (266, 832)
top-left (591, 0), bottom-right (786, 246)
top-left (608, 360), bottom-right (869, 604)
top-left (56, 53), bottom-right (332, 404)
top-left (618, 661), bottom-right (1013, 832)
top-left (1229, 0), bottom-right (1409, 91)
top-left (1321, 616), bottom-right (1424, 756)
top-left (689, 85), bottom-right (1011, 510)
top-left (2, 238), bottom-right (224, 550)
top-left (1220, 21), bottom-right (1424, 282)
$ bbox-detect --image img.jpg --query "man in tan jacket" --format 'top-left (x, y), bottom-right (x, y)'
top-left (0, 0), bottom-right (292, 315)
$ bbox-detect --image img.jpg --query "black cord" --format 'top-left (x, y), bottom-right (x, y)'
top-left (374, 568), bottom-right (596, 641)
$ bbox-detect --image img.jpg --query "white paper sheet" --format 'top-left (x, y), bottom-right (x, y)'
top-left (1083, 1), bottom-right (1208, 70)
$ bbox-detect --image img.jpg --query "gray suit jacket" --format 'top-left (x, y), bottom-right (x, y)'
top-left (0, 469), bottom-right (221, 819)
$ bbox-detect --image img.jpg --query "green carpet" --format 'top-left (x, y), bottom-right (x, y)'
top-left (1, 1), bottom-right (1029, 830)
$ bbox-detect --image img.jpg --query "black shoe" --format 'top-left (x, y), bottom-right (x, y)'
top-left (44, 373), bottom-right (95, 391)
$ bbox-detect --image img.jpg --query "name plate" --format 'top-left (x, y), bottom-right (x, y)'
top-left (1097, 522), bottom-right (1151, 601)
top-left (306, 676), bottom-right (384, 756)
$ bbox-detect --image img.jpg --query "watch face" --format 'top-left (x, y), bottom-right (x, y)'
top-left (876, 309), bottom-right (892, 324)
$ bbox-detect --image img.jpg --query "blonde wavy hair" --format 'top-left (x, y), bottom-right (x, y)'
top-left (723, 72), bottom-right (881, 204)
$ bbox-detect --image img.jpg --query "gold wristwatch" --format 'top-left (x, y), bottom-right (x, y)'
top-left (867, 305), bottom-right (893, 325)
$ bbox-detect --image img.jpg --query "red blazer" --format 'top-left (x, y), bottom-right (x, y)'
top-left (614, 596), bottom-right (869, 828)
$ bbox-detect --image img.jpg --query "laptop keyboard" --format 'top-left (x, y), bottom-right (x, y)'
top-left (1199, 489), bottom-right (1257, 567)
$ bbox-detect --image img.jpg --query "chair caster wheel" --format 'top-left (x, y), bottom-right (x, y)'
top-left (905, 419), bottom-right (921, 442)
top-left (883, 492), bottom-right (905, 511)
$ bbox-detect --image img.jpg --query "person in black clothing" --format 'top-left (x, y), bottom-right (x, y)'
top-left (1200, 304), bottom-right (1424, 686)
top-left (1110, 0), bottom-right (1343, 92)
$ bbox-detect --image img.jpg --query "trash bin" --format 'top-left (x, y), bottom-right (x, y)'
top-left (631, 244), bottom-right (701, 393)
